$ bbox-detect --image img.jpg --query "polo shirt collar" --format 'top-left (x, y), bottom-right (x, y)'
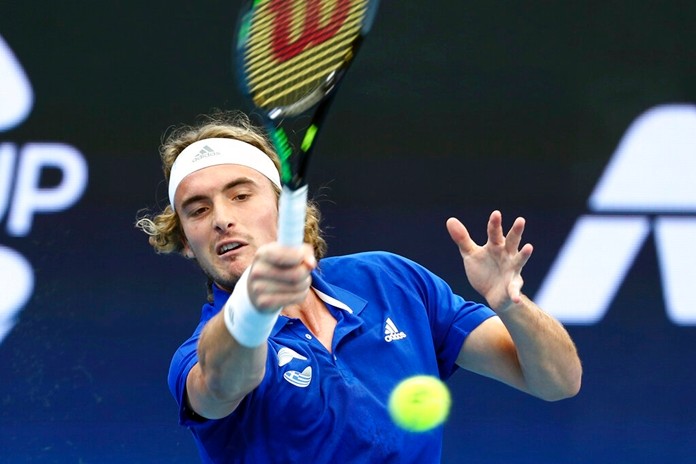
top-left (210, 267), bottom-right (367, 334)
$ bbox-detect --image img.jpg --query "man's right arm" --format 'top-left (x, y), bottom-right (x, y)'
top-left (186, 313), bottom-right (268, 419)
top-left (185, 242), bottom-right (316, 420)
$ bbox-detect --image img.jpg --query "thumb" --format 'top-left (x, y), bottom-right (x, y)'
top-left (446, 217), bottom-right (476, 255)
top-left (507, 279), bottom-right (523, 305)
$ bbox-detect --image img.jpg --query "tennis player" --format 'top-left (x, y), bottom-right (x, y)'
top-left (137, 111), bottom-right (582, 463)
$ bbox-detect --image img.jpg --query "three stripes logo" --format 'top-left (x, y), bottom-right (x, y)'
top-left (384, 317), bottom-right (406, 342)
top-left (191, 145), bottom-right (219, 163)
top-left (535, 104), bottom-right (696, 326)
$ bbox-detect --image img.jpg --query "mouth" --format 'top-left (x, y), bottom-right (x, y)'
top-left (217, 241), bottom-right (245, 256)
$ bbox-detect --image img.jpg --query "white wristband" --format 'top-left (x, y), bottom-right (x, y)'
top-left (223, 267), bottom-right (280, 348)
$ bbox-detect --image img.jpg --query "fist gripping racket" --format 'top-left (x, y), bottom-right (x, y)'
top-left (235, 0), bottom-right (379, 246)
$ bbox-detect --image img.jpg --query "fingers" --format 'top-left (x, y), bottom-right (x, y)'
top-left (486, 210), bottom-right (505, 246)
top-left (516, 243), bottom-right (534, 269)
top-left (252, 243), bottom-right (316, 282)
top-left (505, 216), bottom-right (525, 254)
top-left (452, 211), bottom-right (533, 262)
top-left (489, 211), bottom-right (532, 255)
top-left (248, 243), bottom-right (316, 310)
top-left (254, 243), bottom-right (316, 270)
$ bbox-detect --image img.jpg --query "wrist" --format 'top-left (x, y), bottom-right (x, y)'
top-left (492, 293), bottom-right (529, 316)
top-left (223, 268), bottom-right (280, 348)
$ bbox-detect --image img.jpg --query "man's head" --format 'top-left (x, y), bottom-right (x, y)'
top-left (137, 111), bottom-right (327, 291)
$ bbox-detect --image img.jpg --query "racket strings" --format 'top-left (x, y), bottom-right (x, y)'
top-left (245, 15), bottom-right (358, 85)
top-left (244, 0), bottom-right (358, 69)
top-left (252, 0), bottom-right (351, 63)
top-left (248, 29), bottom-right (357, 108)
top-left (244, 6), bottom-right (361, 105)
top-left (243, 0), bottom-right (367, 109)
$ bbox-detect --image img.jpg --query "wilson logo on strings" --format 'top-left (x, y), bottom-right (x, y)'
top-left (269, 0), bottom-right (350, 62)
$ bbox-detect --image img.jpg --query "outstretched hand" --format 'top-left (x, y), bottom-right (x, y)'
top-left (446, 210), bottom-right (533, 312)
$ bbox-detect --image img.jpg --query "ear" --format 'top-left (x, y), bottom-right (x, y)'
top-left (182, 240), bottom-right (195, 259)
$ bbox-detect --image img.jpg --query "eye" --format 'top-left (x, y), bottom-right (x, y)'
top-left (188, 206), bottom-right (208, 217)
top-left (232, 193), bottom-right (251, 201)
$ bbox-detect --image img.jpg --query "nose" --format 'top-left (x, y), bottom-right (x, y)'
top-left (212, 198), bottom-right (236, 232)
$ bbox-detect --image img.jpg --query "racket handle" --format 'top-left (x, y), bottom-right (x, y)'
top-left (277, 185), bottom-right (308, 247)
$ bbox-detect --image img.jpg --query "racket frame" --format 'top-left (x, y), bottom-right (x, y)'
top-left (235, 0), bottom-right (380, 246)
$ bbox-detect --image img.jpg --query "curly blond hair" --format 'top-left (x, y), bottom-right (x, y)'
top-left (136, 110), bottom-right (327, 261)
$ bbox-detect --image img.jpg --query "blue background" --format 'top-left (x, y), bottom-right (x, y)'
top-left (1, 1), bottom-right (695, 462)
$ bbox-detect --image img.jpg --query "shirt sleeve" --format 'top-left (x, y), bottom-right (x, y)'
top-left (434, 292), bottom-right (495, 379)
top-left (168, 322), bottom-right (206, 427)
top-left (388, 253), bottom-right (496, 379)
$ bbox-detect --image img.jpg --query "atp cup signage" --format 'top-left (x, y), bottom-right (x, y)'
top-left (0, 35), bottom-right (88, 343)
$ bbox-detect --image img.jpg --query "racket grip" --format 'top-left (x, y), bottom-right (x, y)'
top-left (277, 185), bottom-right (308, 247)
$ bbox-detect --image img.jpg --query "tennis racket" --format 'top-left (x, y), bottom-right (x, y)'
top-left (235, 0), bottom-right (380, 246)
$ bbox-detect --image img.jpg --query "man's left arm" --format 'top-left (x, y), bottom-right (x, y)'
top-left (447, 211), bottom-right (582, 401)
top-left (456, 295), bottom-right (581, 401)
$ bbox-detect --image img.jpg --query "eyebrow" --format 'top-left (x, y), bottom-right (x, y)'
top-left (179, 177), bottom-right (257, 212)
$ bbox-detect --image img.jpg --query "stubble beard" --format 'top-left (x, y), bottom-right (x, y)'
top-left (196, 255), bottom-right (246, 293)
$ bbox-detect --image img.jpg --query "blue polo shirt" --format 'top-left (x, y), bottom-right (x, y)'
top-left (169, 251), bottom-right (495, 463)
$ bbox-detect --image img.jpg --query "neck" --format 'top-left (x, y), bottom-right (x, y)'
top-left (282, 290), bottom-right (336, 352)
top-left (282, 290), bottom-right (323, 324)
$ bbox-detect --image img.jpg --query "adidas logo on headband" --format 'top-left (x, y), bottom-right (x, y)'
top-left (168, 138), bottom-right (282, 211)
top-left (191, 145), bottom-right (220, 162)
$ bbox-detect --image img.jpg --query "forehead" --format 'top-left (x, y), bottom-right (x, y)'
top-left (176, 164), bottom-right (274, 200)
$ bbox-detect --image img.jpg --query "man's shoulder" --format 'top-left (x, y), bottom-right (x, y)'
top-left (321, 250), bottom-right (412, 267)
top-left (318, 251), bottom-right (431, 284)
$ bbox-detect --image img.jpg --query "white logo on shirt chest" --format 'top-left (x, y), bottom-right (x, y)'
top-left (277, 347), bottom-right (312, 388)
top-left (384, 317), bottom-right (407, 342)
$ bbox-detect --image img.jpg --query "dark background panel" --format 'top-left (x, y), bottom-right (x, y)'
top-left (1, 2), bottom-right (695, 463)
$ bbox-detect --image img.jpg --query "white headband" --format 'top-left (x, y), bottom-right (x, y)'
top-left (168, 138), bottom-right (281, 211)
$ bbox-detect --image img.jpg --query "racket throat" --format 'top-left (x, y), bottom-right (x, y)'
top-left (277, 185), bottom-right (309, 247)
top-left (268, 70), bottom-right (340, 119)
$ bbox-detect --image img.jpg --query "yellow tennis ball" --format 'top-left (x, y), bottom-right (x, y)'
top-left (388, 375), bottom-right (451, 432)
